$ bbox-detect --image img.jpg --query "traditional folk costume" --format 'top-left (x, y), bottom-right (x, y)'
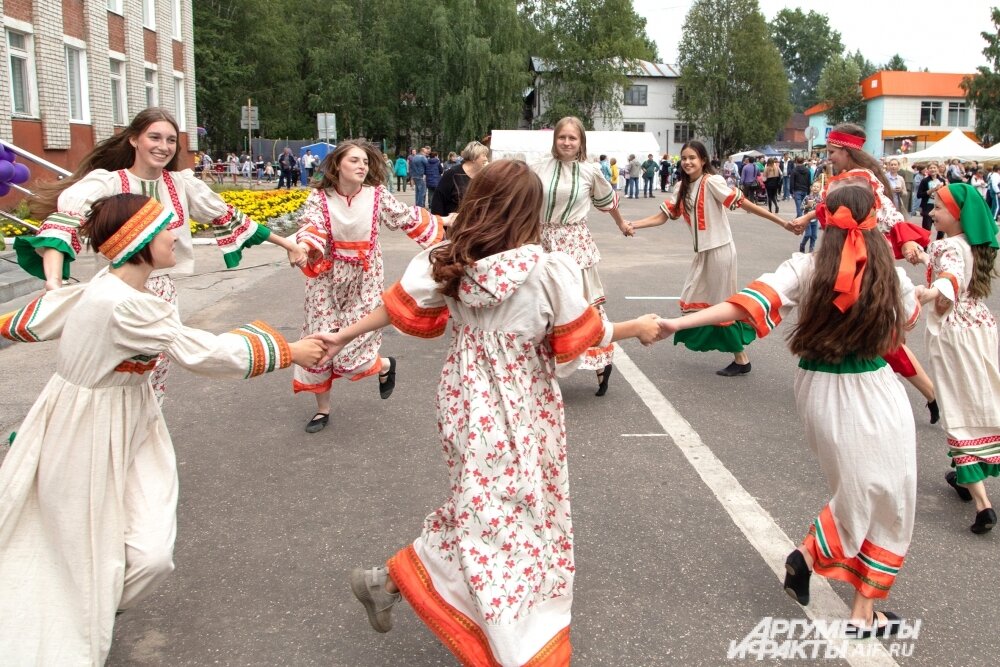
top-left (14, 168), bottom-right (271, 400)
top-left (0, 201), bottom-right (294, 665)
top-left (728, 204), bottom-right (921, 599)
top-left (292, 184), bottom-right (444, 393)
top-left (530, 156), bottom-right (618, 370)
top-left (660, 173), bottom-right (756, 353)
top-left (381, 244), bottom-right (613, 666)
top-left (922, 184), bottom-right (1000, 484)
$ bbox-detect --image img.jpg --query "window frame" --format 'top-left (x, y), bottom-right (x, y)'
top-left (144, 64), bottom-right (159, 108)
top-left (920, 100), bottom-right (943, 127)
top-left (107, 0), bottom-right (124, 15)
top-left (623, 122), bottom-right (646, 133)
top-left (947, 101), bottom-right (968, 127)
top-left (5, 22), bottom-right (39, 118)
top-left (142, 0), bottom-right (157, 30)
top-left (172, 72), bottom-right (185, 130)
top-left (109, 54), bottom-right (127, 126)
top-left (64, 40), bottom-right (90, 123)
top-left (623, 84), bottom-right (648, 106)
top-left (171, 0), bottom-right (182, 40)
top-left (673, 123), bottom-right (693, 144)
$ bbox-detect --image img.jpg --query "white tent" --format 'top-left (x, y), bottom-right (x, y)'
top-left (729, 149), bottom-right (764, 163)
top-left (895, 129), bottom-right (989, 163)
top-left (489, 129), bottom-right (661, 167)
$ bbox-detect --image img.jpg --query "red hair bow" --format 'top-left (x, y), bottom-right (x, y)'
top-left (826, 206), bottom-right (877, 312)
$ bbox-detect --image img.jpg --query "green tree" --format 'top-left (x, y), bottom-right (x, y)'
top-left (961, 7), bottom-right (1000, 146)
top-left (817, 54), bottom-right (865, 125)
top-left (675, 0), bottom-right (791, 159)
top-left (884, 54), bottom-right (907, 71)
top-left (522, 0), bottom-right (656, 127)
top-left (769, 8), bottom-right (844, 111)
top-left (846, 49), bottom-right (878, 80)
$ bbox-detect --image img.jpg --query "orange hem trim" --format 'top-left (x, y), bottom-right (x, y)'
top-left (292, 377), bottom-right (335, 394)
top-left (350, 358), bottom-right (382, 382)
top-left (383, 282), bottom-right (449, 338)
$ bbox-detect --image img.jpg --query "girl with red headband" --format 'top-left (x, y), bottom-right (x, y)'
top-left (0, 194), bottom-right (326, 663)
top-left (656, 177), bottom-right (920, 638)
top-left (914, 183), bottom-right (1000, 534)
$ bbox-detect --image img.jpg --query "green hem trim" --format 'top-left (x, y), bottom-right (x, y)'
top-left (13, 236), bottom-right (75, 280)
top-left (673, 321), bottom-right (755, 353)
top-left (221, 224), bottom-right (271, 269)
top-left (797, 355), bottom-right (887, 374)
top-left (953, 462), bottom-right (1000, 484)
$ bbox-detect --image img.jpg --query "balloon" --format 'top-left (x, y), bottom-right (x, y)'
top-left (0, 182), bottom-right (10, 197)
top-left (0, 145), bottom-right (14, 163)
top-left (0, 160), bottom-right (13, 183)
top-left (11, 163), bottom-right (29, 184)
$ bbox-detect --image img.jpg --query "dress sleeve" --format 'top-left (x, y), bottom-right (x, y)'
top-left (13, 170), bottom-right (117, 280)
top-left (726, 253), bottom-right (813, 339)
top-left (377, 186), bottom-right (446, 248)
top-left (294, 189), bottom-right (330, 256)
top-left (588, 162), bottom-right (619, 212)
top-left (180, 170), bottom-right (272, 268)
top-left (382, 246), bottom-right (449, 338)
top-left (112, 294), bottom-right (292, 379)
top-left (541, 252), bottom-right (612, 377)
top-left (895, 267), bottom-right (921, 329)
top-left (705, 174), bottom-right (745, 210)
top-left (0, 282), bottom-right (89, 343)
top-left (928, 240), bottom-right (964, 303)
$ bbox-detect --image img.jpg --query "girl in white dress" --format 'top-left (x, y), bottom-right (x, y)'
top-left (657, 178), bottom-right (920, 638)
top-left (17, 108), bottom-right (306, 402)
top-left (0, 193), bottom-right (324, 665)
top-left (312, 160), bottom-right (660, 666)
top-left (915, 183), bottom-right (1000, 534)
top-left (293, 140), bottom-right (449, 433)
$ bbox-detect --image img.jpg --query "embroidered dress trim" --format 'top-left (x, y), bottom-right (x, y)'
top-left (549, 307), bottom-right (604, 363)
top-left (0, 297), bottom-right (42, 342)
top-left (211, 206), bottom-right (269, 268)
top-left (949, 434), bottom-right (1000, 471)
top-left (229, 320), bottom-right (291, 378)
top-left (114, 355), bottom-right (159, 374)
top-left (727, 281), bottom-right (782, 338)
top-left (383, 282), bottom-right (450, 338)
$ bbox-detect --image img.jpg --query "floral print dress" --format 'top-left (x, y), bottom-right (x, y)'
top-left (382, 244), bottom-right (612, 666)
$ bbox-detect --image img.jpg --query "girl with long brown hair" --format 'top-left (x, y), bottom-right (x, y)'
top-left (657, 177), bottom-right (921, 637)
top-left (15, 107), bottom-right (306, 402)
top-left (309, 160), bottom-right (660, 665)
top-left (292, 139), bottom-right (450, 433)
top-left (915, 183), bottom-right (1000, 534)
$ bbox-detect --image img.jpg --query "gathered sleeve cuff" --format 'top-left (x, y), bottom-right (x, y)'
top-left (933, 273), bottom-right (959, 302)
top-left (707, 174), bottom-right (744, 210)
top-left (885, 222), bottom-right (930, 258)
top-left (660, 197), bottom-right (682, 220)
top-left (540, 252), bottom-right (612, 375)
top-left (725, 254), bottom-right (810, 339)
top-left (210, 205), bottom-right (271, 268)
top-left (383, 246), bottom-right (449, 338)
top-left (295, 190), bottom-right (330, 255)
top-left (0, 282), bottom-right (88, 343)
top-left (379, 187), bottom-right (446, 248)
top-left (548, 306), bottom-right (607, 364)
top-left (589, 163), bottom-right (619, 212)
top-left (929, 240), bottom-right (964, 302)
top-left (895, 267), bottom-right (921, 329)
top-left (13, 212), bottom-right (84, 280)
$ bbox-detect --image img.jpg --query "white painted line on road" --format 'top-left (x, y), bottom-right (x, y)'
top-left (624, 296), bottom-right (681, 300)
top-left (613, 344), bottom-right (899, 666)
top-left (620, 433), bottom-right (670, 437)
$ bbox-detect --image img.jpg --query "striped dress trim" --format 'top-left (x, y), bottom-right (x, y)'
top-left (726, 280), bottom-right (782, 338)
top-left (229, 320), bottom-right (291, 378)
top-left (0, 296), bottom-right (42, 343)
top-left (548, 306), bottom-right (605, 364)
top-left (383, 282), bottom-right (450, 338)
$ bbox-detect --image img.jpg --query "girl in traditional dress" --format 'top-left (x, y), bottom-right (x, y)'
top-left (16, 107), bottom-right (306, 403)
top-left (630, 140), bottom-right (793, 376)
top-left (292, 140), bottom-right (449, 433)
top-left (312, 160), bottom-right (659, 665)
top-left (915, 183), bottom-right (1000, 534)
top-left (529, 116), bottom-right (633, 396)
top-left (0, 194), bottom-right (325, 665)
top-left (657, 177), bottom-right (920, 638)
top-left (791, 123), bottom-right (940, 422)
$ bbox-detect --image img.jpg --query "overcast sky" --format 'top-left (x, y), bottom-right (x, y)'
top-left (632, 0), bottom-right (995, 74)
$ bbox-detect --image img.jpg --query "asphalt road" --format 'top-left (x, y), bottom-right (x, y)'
top-left (2, 187), bottom-right (998, 666)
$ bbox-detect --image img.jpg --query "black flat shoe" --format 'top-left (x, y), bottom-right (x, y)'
top-left (783, 550), bottom-right (811, 606)
top-left (844, 611), bottom-right (902, 639)
top-left (971, 507), bottom-right (997, 534)
top-left (305, 412), bottom-right (329, 434)
top-left (927, 399), bottom-right (940, 424)
top-left (945, 471), bottom-right (973, 502)
top-left (595, 364), bottom-right (613, 397)
top-left (716, 361), bottom-right (751, 377)
top-left (379, 357), bottom-right (397, 400)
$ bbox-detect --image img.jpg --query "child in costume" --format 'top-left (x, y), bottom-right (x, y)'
top-left (630, 140), bottom-right (794, 376)
top-left (312, 160), bottom-right (660, 666)
top-left (657, 177), bottom-right (920, 638)
top-left (915, 183), bottom-right (1000, 534)
top-left (798, 181), bottom-right (822, 253)
top-left (292, 140), bottom-right (449, 433)
top-left (0, 194), bottom-right (325, 664)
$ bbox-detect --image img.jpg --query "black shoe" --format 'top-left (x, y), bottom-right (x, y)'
top-left (945, 471), bottom-right (973, 502)
top-left (845, 611), bottom-right (902, 639)
top-left (305, 412), bottom-right (330, 433)
top-left (783, 550), bottom-right (811, 606)
top-left (595, 364), bottom-right (613, 397)
top-left (971, 507), bottom-right (997, 534)
top-left (927, 399), bottom-right (939, 424)
top-left (378, 357), bottom-right (397, 399)
top-left (716, 361), bottom-right (751, 377)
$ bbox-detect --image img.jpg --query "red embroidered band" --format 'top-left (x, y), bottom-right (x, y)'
top-left (826, 131), bottom-right (865, 150)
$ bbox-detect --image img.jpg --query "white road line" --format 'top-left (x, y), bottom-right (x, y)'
top-left (613, 344), bottom-right (899, 666)
top-left (624, 296), bottom-right (681, 300)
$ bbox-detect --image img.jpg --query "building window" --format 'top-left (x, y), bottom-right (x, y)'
top-left (674, 123), bottom-right (693, 144)
top-left (173, 75), bottom-right (185, 129)
top-left (948, 102), bottom-right (969, 127)
top-left (142, 0), bottom-right (156, 30)
top-left (171, 0), bottom-right (182, 39)
top-left (623, 122), bottom-right (646, 132)
top-left (144, 67), bottom-right (158, 107)
top-left (65, 46), bottom-right (89, 122)
top-left (110, 58), bottom-right (127, 125)
top-left (624, 84), bottom-right (647, 106)
top-left (920, 101), bottom-right (942, 127)
top-left (107, 0), bottom-right (123, 13)
top-left (6, 29), bottom-right (37, 116)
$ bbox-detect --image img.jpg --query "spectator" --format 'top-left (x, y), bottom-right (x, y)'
top-left (610, 157), bottom-right (621, 191)
top-left (641, 153), bottom-right (659, 198)
top-left (989, 164), bottom-right (1000, 218)
top-left (783, 153), bottom-right (793, 201)
top-left (790, 157), bottom-right (811, 217)
top-left (393, 153), bottom-right (408, 192)
top-left (255, 155), bottom-right (265, 183)
top-left (277, 147), bottom-right (296, 189)
top-left (971, 168), bottom-right (988, 199)
top-left (910, 165), bottom-right (925, 216)
top-left (430, 140), bottom-right (490, 216)
top-left (626, 154), bottom-right (641, 199)
top-left (885, 158), bottom-right (908, 213)
top-left (425, 151), bottom-right (443, 206)
top-left (303, 150), bottom-right (317, 182)
top-left (659, 153), bottom-right (672, 192)
top-left (410, 146), bottom-right (430, 208)
top-left (763, 157), bottom-right (782, 213)
top-left (599, 154), bottom-right (611, 182)
top-left (740, 156), bottom-right (759, 202)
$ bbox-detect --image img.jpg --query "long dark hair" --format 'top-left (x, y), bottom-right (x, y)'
top-left (430, 160), bottom-right (542, 299)
top-left (313, 139), bottom-right (386, 191)
top-left (674, 141), bottom-right (716, 215)
top-left (30, 108), bottom-right (181, 219)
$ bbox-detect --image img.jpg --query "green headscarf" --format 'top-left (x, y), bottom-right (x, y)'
top-left (939, 183), bottom-right (999, 248)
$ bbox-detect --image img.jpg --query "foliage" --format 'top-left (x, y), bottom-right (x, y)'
top-left (884, 54), bottom-right (907, 71)
top-left (521, 0), bottom-right (657, 127)
top-left (961, 7), bottom-right (1000, 146)
top-left (769, 8), bottom-right (844, 111)
top-left (846, 50), bottom-right (877, 81)
top-left (675, 0), bottom-right (791, 159)
top-left (817, 55), bottom-right (865, 126)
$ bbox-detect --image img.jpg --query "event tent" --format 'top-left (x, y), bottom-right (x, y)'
top-left (489, 130), bottom-right (661, 167)
top-left (894, 129), bottom-right (988, 163)
top-left (728, 149), bottom-right (764, 163)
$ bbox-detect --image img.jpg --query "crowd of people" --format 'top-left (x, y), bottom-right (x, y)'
top-left (0, 109), bottom-right (998, 666)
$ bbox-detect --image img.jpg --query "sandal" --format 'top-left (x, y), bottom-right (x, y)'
top-left (595, 364), bottom-right (613, 397)
top-left (304, 412), bottom-right (329, 433)
top-left (783, 550), bottom-right (811, 606)
top-left (378, 357), bottom-right (397, 400)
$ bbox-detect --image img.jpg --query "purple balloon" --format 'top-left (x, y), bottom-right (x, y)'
top-left (11, 162), bottom-right (29, 184)
top-left (0, 145), bottom-right (14, 163)
top-left (0, 182), bottom-right (10, 197)
top-left (0, 160), bottom-right (13, 184)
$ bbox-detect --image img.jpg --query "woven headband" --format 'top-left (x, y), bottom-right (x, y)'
top-left (98, 198), bottom-right (174, 267)
top-left (827, 131), bottom-right (865, 151)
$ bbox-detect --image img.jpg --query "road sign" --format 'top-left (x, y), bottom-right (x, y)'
top-left (240, 105), bottom-right (259, 130)
top-left (804, 126), bottom-right (818, 140)
top-left (317, 113), bottom-right (337, 143)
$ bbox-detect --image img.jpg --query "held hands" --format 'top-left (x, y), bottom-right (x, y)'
top-left (789, 217), bottom-right (809, 235)
top-left (288, 338), bottom-right (327, 367)
top-left (305, 331), bottom-right (346, 364)
top-left (634, 313), bottom-right (661, 345)
top-left (442, 213), bottom-right (457, 228)
top-left (618, 219), bottom-right (635, 237)
top-left (287, 244), bottom-right (308, 268)
top-left (655, 317), bottom-right (681, 342)
top-left (901, 241), bottom-right (924, 265)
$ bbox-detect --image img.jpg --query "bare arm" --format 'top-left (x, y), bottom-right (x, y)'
top-left (740, 198), bottom-right (793, 231)
top-left (657, 302), bottom-right (747, 340)
top-left (309, 305), bottom-right (392, 362)
top-left (611, 313), bottom-right (661, 345)
top-left (41, 248), bottom-right (65, 291)
top-left (631, 210), bottom-right (669, 231)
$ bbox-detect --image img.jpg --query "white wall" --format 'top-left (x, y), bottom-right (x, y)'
top-left (879, 97), bottom-right (977, 132)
